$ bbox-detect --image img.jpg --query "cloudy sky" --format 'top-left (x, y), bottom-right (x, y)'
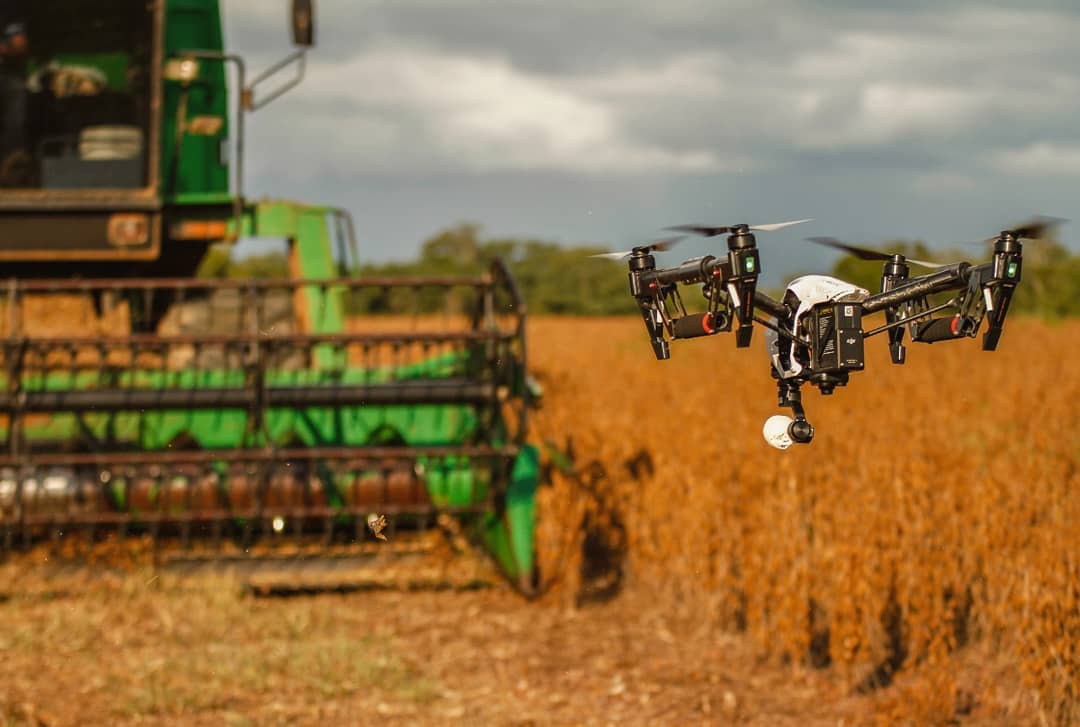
top-left (223, 0), bottom-right (1080, 285)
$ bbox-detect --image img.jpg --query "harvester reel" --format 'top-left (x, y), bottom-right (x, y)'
top-left (0, 260), bottom-right (541, 594)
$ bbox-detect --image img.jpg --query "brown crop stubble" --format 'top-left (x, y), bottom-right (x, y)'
top-left (526, 316), bottom-right (1079, 724)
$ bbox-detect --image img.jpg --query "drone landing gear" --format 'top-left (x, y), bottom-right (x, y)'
top-left (762, 381), bottom-right (815, 450)
top-left (735, 324), bottom-right (754, 348)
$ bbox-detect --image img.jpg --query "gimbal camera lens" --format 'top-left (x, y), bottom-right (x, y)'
top-left (789, 419), bottom-right (814, 444)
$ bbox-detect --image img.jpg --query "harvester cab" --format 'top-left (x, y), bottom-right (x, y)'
top-left (0, 1), bottom-right (541, 594)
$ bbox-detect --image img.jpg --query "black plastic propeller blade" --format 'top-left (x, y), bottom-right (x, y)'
top-left (995, 215), bottom-right (1068, 242)
top-left (807, 237), bottom-right (952, 269)
top-left (666, 224), bottom-right (735, 237)
top-left (666, 219), bottom-right (812, 237)
top-left (647, 236), bottom-right (686, 252)
top-left (807, 237), bottom-right (892, 262)
top-left (589, 236), bottom-right (686, 261)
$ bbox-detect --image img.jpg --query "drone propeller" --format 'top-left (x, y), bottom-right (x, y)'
top-left (985, 215), bottom-right (1068, 243)
top-left (666, 218), bottom-right (813, 237)
top-left (954, 215), bottom-right (1069, 251)
top-left (589, 236), bottom-right (686, 261)
top-left (807, 237), bottom-right (951, 269)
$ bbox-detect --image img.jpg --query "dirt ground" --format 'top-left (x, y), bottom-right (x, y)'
top-left (0, 554), bottom-right (1027, 727)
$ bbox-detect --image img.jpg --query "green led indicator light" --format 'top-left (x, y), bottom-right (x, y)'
top-left (745, 258), bottom-right (756, 272)
top-left (1007, 262), bottom-right (1018, 277)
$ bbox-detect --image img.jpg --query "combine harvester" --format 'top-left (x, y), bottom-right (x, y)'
top-left (0, 1), bottom-right (540, 593)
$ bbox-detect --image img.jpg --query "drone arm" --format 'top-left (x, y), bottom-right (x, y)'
top-left (862, 263), bottom-right (971, 314)
top-left (648, 255), bottom-right (722, 287)
top-left (861, 256), bottom-right (1018, 349)
top-left (753, 291), bottom-right (790, 320)
top-left (639, 256), bottom-right (736, 344)
top-left (863, 297), bottom-right (958, 338)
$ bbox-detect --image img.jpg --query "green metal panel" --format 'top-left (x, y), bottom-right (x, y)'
top-left (253, 201), bottom-right (348, 368)
top-left (481, 445), bottom-right (540, 591)
top-left (162, 0), bottom-right (230, 199)
top-left (5, 355), bottom-right (477, 450)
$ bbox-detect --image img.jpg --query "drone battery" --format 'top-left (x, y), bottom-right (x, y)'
top-left (812, 303), bottom-right (864, 372)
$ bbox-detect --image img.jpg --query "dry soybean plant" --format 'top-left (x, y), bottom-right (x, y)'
top-left (527, 316), bottom-right (1080, 724)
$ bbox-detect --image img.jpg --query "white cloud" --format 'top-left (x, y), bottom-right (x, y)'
top-left (229, 2), bottom-right (1080, 179)
top-left (572, 53), bottom-right (726, 99)
top-left (911, 170), bottom-right (977, 194)
top-left (217, 1), bottom-right (1080, 269)
top-left (986, 143), bottom-right (1080, 177)
top-left (789, 83), bottom-right (994, 150)
top-left (552, 6), bottom-right (1080, 160)
top-left (260, 48), bottom-right (725, 175)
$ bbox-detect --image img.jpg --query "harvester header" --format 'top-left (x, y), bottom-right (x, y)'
top-left (0, 1), bottom-right (543, 591)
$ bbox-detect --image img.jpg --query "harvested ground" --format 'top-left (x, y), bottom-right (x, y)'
top-left (0, 557), bottom-right (1032, 726)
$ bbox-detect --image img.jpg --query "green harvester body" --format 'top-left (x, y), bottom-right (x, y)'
top-left (0, 1), bottom-right (539, 590)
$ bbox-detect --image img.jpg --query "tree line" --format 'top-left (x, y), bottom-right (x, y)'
top-left (199, 222), bottom-right (1080, 318)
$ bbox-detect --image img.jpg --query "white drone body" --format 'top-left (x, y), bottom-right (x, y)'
top-left (762, 275), bottom-right (870, 449)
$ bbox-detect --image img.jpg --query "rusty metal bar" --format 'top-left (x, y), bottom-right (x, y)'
top-left (0, 380), bottom-right (504, 413)
top-left (10, 503), bottom-right (492, 527)
top-left (489, 258), bottom-right (530, 446)
top-left (6, 331), bottom-right (514, 346)
top-left (7, 275), bottom-right (495, 292)
top-left (0, 444), bottom-right (518, 468)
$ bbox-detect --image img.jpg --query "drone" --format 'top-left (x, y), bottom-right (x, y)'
top-left (593, 216), bottom-right (1063, 449)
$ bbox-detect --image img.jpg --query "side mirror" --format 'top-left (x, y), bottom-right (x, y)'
top-left (291, 0), bottom-right (315, 48)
